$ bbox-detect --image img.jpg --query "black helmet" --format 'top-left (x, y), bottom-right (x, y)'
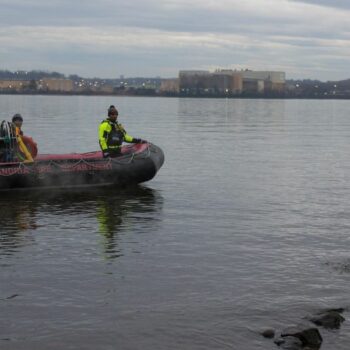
top-left (108, 105), bottom-right (118, 117)
top-left (12, 113), bottom-right (23, 122)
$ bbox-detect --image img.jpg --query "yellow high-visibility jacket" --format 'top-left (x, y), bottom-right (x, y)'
top-left (15, 126), bottom-right (34, 163)
top-left (99, 119), bottom-right (134, 151)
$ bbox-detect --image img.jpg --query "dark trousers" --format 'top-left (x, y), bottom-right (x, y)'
top-left (108, 148), bottom-right (121, 158)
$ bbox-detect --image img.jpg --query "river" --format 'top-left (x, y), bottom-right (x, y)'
top-left (1, 95), bottom-right (350, 349)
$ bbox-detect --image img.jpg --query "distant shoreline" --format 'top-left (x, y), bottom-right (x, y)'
top-left (0, 91), bottom-right (350, 100)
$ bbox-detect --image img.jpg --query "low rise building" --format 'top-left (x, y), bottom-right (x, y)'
top-left (39, 78), bottom-right (74, 92)
top-left (160, 79), bottom-right (179, 93)
top-left (0, 80), bottom-right (30, 91)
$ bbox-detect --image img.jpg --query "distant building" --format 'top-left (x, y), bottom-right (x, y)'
top-left (98, 85), bottom-right (114, 94)
top-left (241, 70), bottom-right (285, 93)
top-left (160, 79), bottom-right (179, 93)
top-left (0, 80), bottom-right (30, 91)
top-left (243, 79), bottom-right (264, 94)
top-left (179, 70), bottom-right (243, 95)
top-left (212, 70), bottom-right (243, 94)
top-left (39, 78), bottom-right (74, 92)
top-left (179, 69), bottom-right (286, 95)
top-left (179, 70), bottom-right (210, 93)
top-left (241, 70), bottom-right (285, 83)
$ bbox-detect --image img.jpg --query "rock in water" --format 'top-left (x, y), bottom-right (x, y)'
top-left (261, 329), bottom-right (275, 338)
top-left (281, 327), bottom-right (322, 349)
top-left (310, 311), bottom-right (345, 329)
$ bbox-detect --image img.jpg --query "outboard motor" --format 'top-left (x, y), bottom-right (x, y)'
top-left (0, 121), bottom-right (17, 162)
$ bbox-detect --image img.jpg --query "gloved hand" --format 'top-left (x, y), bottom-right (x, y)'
top-left (102, 151), bottom-right (110, 158)
top-left (132, 138), bottom-right (148, 144)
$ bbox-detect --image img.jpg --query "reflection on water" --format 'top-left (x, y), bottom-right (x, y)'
top-left (0, 186), bottom-right (163, 260)
top-left (177, 98), bottom-right (288, 131)
top-left (95, 186), bottom-right (163, 260)
top-left (0, 194), bottom-right (38, 257)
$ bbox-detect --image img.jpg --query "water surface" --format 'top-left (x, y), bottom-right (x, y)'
top-left (1, 96), bottom-right (350, 349)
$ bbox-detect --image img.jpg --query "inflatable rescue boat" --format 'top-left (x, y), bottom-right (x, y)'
top-left (0, 121), bottom-right (164, 190)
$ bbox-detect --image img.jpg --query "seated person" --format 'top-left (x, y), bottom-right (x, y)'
top-left (11, 114), bottom-right (37, 162)
top-left (12, 113), bottom-right (24, 136)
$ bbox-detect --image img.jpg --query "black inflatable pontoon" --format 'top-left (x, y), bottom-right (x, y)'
top-left (0, 143), bottom-right (164, 190)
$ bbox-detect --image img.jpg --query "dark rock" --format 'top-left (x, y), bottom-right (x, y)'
top-left (314, 307), bottom-right (346, 315)
top-left (325, 259), bottom-right (350, 274)
top-left (323, 307), bottom-right (345, 314)
top-left (261, 329), bottom-right (275, 338)
top-left (281, 327), bottom-right (322, 349)
top-left (274, 337), bottom-right (285, 346)
top-left (274, 336), bottom-right (303, 349)
top-left (310, 311), bottom-right (345, 329)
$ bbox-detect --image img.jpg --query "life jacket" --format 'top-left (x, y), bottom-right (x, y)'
top-left (100, 120), bottom-right (125, 149)
top-left (107, 123), bottom-right (124, 147)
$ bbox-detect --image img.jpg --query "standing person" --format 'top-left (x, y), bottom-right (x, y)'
top-left (98, 105), bottom-right (146, 158)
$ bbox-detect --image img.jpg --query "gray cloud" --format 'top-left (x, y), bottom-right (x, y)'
top-left (0, 0), bottom-right (350, 80)
top-left (291, 0), bottom-right (350, 9)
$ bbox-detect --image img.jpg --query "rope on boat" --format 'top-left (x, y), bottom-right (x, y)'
top-left (0, 144), bottom-right (151, 177)
top-left (0, 162), bottom-right (30, 177)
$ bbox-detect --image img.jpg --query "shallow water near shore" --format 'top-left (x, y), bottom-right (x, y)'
top-left (1, 96), bottom-right (350, 349)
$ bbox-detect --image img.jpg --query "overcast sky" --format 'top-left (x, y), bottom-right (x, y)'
top-left (0, 0), bottom-right (349, 80)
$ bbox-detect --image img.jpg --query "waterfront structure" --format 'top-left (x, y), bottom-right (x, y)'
top-left (179, 69), bottom-right (286, 95)
top-left (0, 69), bottom-right (288, 96)
top-left (241, 70), bottom-right (285, 93)
top-left (159, 79), bottom-right (179, 94)
top-left (0, 80), bottom-right (30, 91)
top-left (73, 80), bottom-right (114, 93)
top-left (179, 70), bottom-right (243, 95)
top-left (39, 78), bottom-right (74, 92)
top-left (242, 79), bottom-right (265, 94)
